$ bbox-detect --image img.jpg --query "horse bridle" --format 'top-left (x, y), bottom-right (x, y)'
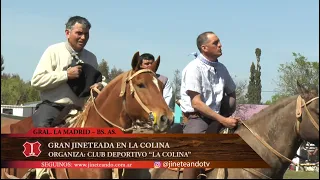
top-left (90, 69), bottom-right (160, 132)
top-left (238, 95), bottom-right (319, 179)
top-left (295, 95), bottom-right (319, 134)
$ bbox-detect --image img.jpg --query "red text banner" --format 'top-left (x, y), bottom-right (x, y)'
top-left (1, 128), bottom-right (270, 168)
top-left (1, 160), bottom-right (268, 169)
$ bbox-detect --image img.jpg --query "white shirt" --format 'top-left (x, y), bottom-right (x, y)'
top-left (163, 78), bottom-right (173, 107)
top-left (180, 53), bottom-right (236, 113)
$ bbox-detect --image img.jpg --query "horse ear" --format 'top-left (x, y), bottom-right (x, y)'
top-left (150, 55), bottom-right (160, 73)
top-left (131, 51), bottom-right (140, 70)
top-left (296, 81), bottom-right (309, 95)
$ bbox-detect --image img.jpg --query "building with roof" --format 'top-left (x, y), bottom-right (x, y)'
top-left (1, 101), bottom-right (40, 117)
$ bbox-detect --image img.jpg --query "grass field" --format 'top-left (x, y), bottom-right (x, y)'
top-left (284, 170), bottom-right (319, 179)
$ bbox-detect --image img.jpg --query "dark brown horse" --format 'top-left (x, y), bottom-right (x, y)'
top-left (1, 51), bottom-right (174, 179)
top-left (149, 82), bottom-right (319, 179)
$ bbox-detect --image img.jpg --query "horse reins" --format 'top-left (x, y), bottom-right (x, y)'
top-left (120, 69), bottom-right (159, 126)
top-left (295, 96), bottom-right (319, 133)
top-left (238, 95), bottom-right (319, 179)
top-left (90, 69), bottom-right (159, 132)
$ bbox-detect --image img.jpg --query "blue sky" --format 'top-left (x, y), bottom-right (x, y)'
top-left (1, 0), bottom-right (319, 103)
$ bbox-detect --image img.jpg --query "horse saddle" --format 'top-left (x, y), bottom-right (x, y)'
top-left (51, 104), bottom-right (82, 127)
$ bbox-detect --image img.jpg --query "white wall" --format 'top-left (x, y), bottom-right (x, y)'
top-left (1, 105), bottom-right (36, 117)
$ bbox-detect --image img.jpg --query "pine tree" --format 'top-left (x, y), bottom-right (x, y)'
top-left (246, 62), bottom-right (256, 104)
top-left (255, 48), bottom-right (262, 104)
top-left (98, 59), bottom-right (110, 83)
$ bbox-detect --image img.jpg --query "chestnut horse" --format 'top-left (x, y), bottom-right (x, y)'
top-left (150, 82), bottom-right (319, 179)
top-left (1, 51), bottom-right (174, 179)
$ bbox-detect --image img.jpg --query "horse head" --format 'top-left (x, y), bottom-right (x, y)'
top-left (124, 51), bottom-right (174, 132)
top-left (88, 51), bottom-right (173, 134)
top-left (295, 81), bottom-right (319, 146)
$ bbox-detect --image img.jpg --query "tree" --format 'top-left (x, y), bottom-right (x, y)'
top-left (245, 62), bottom-right (256, 104)
top-left (109, 66), bottom-right (124, 81)
top-left (1, 74), bottom-right (40, 104)
top-left (24, 81), bottom-right (41, 103)
top-left (172, 69), bottom-right (181, 100)
top-left (98, 59), bottom-right (110, 83)
top-left (255, 48), bottom-right (262, 104)
top-left (1, 55), bottom-right (4, 75)
top-left (245, 48), bottom-right (263, 104)
top-left (234, 77), bottom-right (248, 104)
top-left (169, 69), bottom-right (181, 110)
top-left (276, 52), bottom-right (319, 96)
top-left (1, 74), bottom-right (27, 105)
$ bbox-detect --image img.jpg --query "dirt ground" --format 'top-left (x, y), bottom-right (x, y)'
top-left (1, 116), bottom-right (20, 134)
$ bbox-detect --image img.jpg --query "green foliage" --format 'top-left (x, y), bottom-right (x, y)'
top-left (255, 48), bottom-right (262, 104)
top-left (266, 52), bottom-right (318, 104)
top-left (172, 69), bottom-right (181, 100)
top-left (234, 77), bottom-right (248, 104)
top-left (24, 81), bottom-right (41, 103)
top-left (170, 69), bottom-right (181, 111)
top-left (245, 48), bottom-right (262, 104)
top-left (1, 55), bottom-right (4, 74)
top-left (109, 66), bottom-right (124, 81)
top-left (255, 48), bottom-right (261, 58)
top-left (98, 59), bottom-right (111, 83)
top-left (276, 52), bottom-right (319, 96)
top-left (284, 170), bottom-right (319, 179)
top-left (98, 59), bottom-right (124, 83)
top-left (246, 62), bottom-right (257, 103)
top-left (1, 74), bottom-right (40, 105)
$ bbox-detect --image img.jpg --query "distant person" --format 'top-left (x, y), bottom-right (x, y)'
top-left (139, 53), bottom-right (173, 109)
top-left (31, 15), bottom-right (107, 128)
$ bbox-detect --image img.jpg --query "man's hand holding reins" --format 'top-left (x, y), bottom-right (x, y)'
top-left (90, 82), bottom-right (104, 91)
top-left (221, 117), bottom-right (240, 129)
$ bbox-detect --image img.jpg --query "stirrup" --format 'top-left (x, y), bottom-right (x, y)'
top-left (197, 173), bottom-right (207, 179)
